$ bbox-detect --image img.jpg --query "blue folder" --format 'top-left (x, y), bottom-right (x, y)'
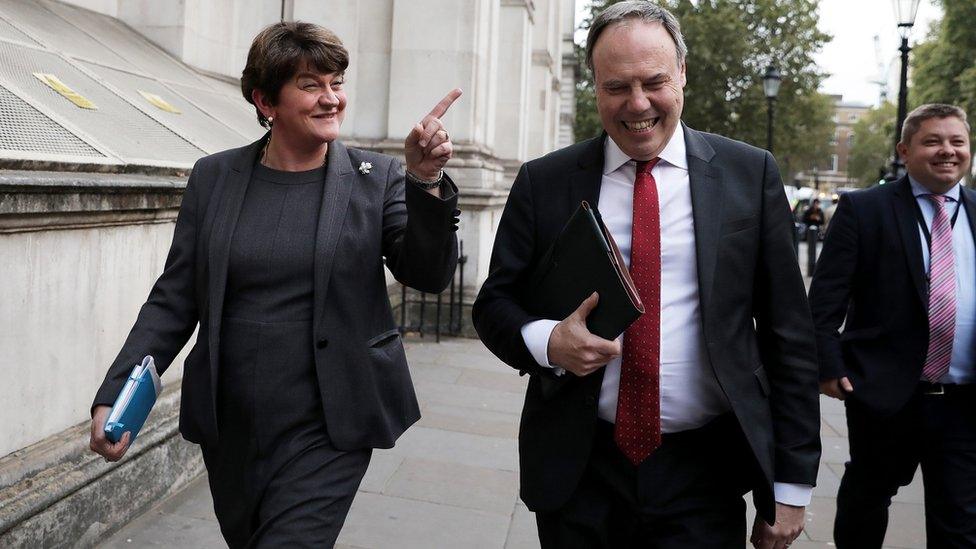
top-left (104, 355), bottom-right (162, 444)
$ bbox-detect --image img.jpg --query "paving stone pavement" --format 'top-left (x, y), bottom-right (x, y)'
top-left (99, 336), bottom-right (926, 548)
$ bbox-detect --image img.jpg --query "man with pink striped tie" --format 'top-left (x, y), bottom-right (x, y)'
top-left (810, 103), bottom-right (975, 548)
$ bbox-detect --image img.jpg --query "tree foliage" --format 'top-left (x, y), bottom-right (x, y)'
top-left (878, 0), bottom-right (976, 185)
top-left (847, 102), bottom-right (896, 187)
top-left (574, 0), bottom-right (834, 181)
top-left (911, 0), bottom-right (976, 137)
top-left (573, 41), bottom-right (602, 146)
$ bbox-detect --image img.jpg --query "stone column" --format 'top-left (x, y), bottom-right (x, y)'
top-left (294, 0), bottom-right (365, 135)
top-left (526, 0), bottom-right (559, 161)
top-left (494, 0), bottom-right (534, 171)
top-left (558, 0), bottom-right (577, 148)
top-left (112, 0), bottom-right (281, 79)
top-left (324, 0), bottom-right (395, 140)
top-left (385, 0), bottom-right (507, 297)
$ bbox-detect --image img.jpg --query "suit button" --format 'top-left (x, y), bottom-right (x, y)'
top-left (316, 339), bottom-right (329, 349)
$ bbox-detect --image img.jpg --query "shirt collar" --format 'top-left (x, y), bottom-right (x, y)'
top-left (603, 124), bottom-right (688, 175)
top-left (908, 174), bottom-right (962, 201)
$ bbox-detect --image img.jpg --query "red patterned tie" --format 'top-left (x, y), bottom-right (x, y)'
top-left (923, 194), bottom-right (955, 382)
top-left (615, 158), bottom-right (662, 465)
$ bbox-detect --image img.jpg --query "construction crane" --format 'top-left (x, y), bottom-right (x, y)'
top-left (871, 35), bottom-right (891, 104)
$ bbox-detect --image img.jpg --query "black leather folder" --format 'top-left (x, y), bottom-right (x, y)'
top-left (525, 201), bottom-right (644, 340)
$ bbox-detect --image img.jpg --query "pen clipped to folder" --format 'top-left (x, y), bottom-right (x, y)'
top-left (104, 355), bottom-right (162, 444)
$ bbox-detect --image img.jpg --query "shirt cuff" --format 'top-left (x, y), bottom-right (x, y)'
top-left (520, 319), bottom-right (565, 376)
top-left (773, 482), bottom-right (813, 507)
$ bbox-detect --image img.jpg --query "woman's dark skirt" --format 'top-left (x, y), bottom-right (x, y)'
top-left (203, 317), bottom-right (371, 548)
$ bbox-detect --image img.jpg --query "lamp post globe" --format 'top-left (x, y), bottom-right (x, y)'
top-left (889, 0), bottom-right (921, 180)
top-left (763, 65), bottom-right (782, 153)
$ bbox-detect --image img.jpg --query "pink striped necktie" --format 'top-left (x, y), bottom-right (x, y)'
top-left (922, 194), bottom-right (955, 382)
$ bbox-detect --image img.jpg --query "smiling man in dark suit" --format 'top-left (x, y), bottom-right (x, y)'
top-left (810, 103), bottom-right (976, 548)
top-left (472, 3), bottom-right (820, 548)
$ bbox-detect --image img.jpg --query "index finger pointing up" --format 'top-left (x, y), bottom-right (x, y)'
top-left (427, 88), bottom-right (463, 119)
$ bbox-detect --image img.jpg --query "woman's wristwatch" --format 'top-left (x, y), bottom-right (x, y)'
top-left (406, 170), bottom-right (443, 190)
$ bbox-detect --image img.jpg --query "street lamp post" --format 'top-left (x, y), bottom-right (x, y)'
top-left (763, 65), bottom-right (782, 153)
top-left (889, 0), bottom-right (921, 180)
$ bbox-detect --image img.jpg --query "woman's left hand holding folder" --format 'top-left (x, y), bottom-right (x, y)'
top-left (90, 405), bottom-right (131, 462)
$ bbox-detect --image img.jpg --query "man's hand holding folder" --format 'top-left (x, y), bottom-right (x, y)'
top-left (525, 202), bottom-right (641, 376)
top-left (548, 292), bottom-right (622, 377)
top-left (90, 405), bottom-right (131, 462)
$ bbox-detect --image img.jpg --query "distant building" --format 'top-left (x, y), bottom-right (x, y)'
top-left (797, 95), bottom-right (871, 195)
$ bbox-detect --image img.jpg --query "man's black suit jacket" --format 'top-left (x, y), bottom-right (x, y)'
top-left (809, 176), bottom-right (976, 416)
top-left (472, 126), bottom-right (821, 523)
top-left (93, 135), bottom-right (459, 451)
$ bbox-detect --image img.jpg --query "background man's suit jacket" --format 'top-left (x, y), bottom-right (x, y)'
top-left (93, 136), bottom-right (459, 451)
top-left (472, 126), bottom-right (821, 523)
top-left (810, 176), bottom-right (976, 416)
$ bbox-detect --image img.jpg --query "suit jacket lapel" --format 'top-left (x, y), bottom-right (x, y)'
top-left (891, 176), bottom-right (927, 305)
top-left (313, 140), bottom-right (354, 329)
top-left (568, 134), bottom-right (606, 214)
top-left (683, 126), bottom-right (722, 316)
top-left (206, 134), bottom-right (265, 401)
top-left (573, 128), bottom-right (723, 320)
top-left (962, 185), bottom-right (976, 243)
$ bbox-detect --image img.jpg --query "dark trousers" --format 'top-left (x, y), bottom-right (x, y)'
top-left (203, 318), bottom-right (372, 548)
top-left (535, 413), bottom-right (755, 549)
top-left (835, 385), bottom-right (976, 549)
top-left (202, 439), bottom-right (371, 549)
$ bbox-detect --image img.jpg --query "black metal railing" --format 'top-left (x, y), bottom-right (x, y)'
top-left (397, 240), bottom-right (468, 342)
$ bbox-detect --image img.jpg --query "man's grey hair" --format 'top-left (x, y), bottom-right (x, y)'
top-left (585, 2), bottom-right (688, 74)
top-left (900, 103), bottom-right (971, 145)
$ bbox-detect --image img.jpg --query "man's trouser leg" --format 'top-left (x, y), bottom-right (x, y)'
top-left (834, 398), bottom-right (920, 549)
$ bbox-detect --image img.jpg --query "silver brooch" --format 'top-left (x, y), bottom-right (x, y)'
top-left (359, 161), bottom-right (372, 175)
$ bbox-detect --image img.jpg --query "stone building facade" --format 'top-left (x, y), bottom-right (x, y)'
top-left (64, 0), bottom-right (577, 287)
top-left (0, 0), bottom-right (576, 545)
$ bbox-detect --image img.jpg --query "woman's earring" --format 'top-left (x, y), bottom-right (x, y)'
top-left (267, 116), bottom-right (274, 128)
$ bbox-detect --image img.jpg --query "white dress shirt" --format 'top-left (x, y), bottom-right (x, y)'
top-left (520, 128), bottom-right (812, 506)
top-left (908, 177), bottom-right (976, 384)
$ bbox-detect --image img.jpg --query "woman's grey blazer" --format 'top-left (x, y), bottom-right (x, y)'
top-left (93, 135), bottom-right (460, 450)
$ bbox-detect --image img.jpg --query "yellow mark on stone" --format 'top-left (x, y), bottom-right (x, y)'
top-left (32, 73), bottom-right (96, 110)
top-left (138, 90), bottom-right (181, 114)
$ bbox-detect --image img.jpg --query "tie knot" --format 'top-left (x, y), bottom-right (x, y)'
top-left (636, 158), bottom-right (661, 175)
top-left (926, 193), bottom-right (948, 206)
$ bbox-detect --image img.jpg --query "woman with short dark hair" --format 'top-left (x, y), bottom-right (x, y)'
top-left (89, 21), bottom-right (461, 546)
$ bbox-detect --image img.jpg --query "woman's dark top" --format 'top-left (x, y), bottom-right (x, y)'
top-left (223, 163), bottom-right (325, 321)
top-left (217, 161), bottom-right (329, 450)
top-left (206, 162), bottom-right (371, 546)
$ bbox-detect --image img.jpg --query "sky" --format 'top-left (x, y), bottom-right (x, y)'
top-left (815, 0), bottom-right (942, 106)
top-left (574, 0), bottom-right (944, 108)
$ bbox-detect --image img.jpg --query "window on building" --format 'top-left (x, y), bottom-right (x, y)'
top-left (831, 154), bottom-right (839, 172)
top-left (847, 133), bottom-right (855, 147)
top-left (849, 114), bottom-right (858, 122)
